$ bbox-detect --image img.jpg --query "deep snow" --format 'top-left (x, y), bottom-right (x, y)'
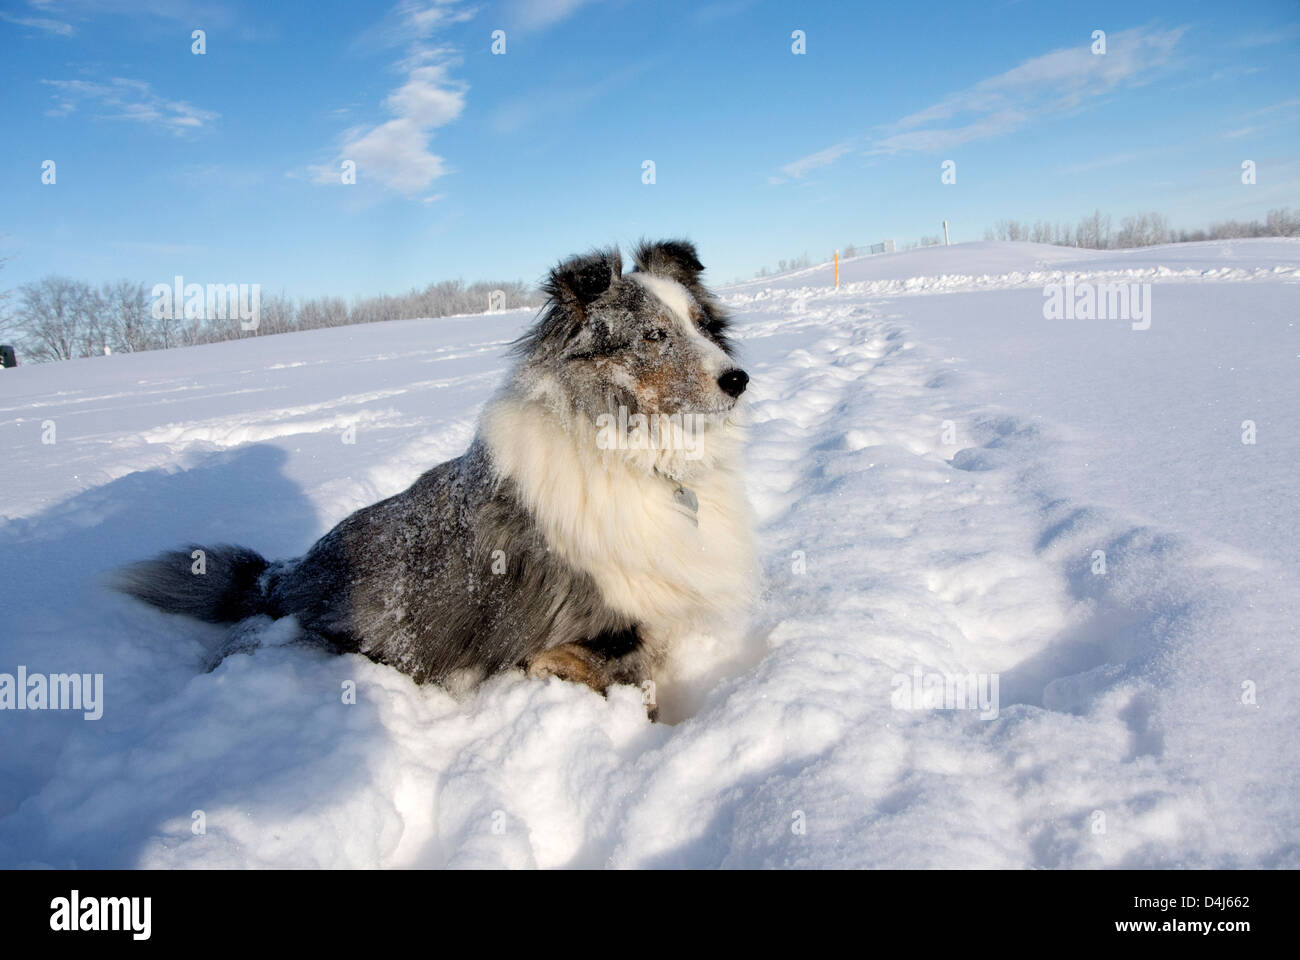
top-left (1, 239), bottom-right (1297, 867)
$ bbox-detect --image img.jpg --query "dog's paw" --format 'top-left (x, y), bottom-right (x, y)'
top-left (526, 643), bottom-right (659, 721)
top-left (526, 643), bottom-right (608, 692)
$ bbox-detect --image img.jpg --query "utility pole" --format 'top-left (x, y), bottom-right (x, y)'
top-left (943, 220), bottom-right (950, 246)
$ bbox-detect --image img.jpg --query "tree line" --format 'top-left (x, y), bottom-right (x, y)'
top-left (0, 271), bottom-right (543, 363)
top-left (982, 207), bottom-right (1300, 248)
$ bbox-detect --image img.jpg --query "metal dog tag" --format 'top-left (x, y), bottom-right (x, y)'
top-left (673, 485), bottom-right (699, 526)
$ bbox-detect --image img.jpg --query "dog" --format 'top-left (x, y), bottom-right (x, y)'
top-left (114, 239), bottom-right (756, 714)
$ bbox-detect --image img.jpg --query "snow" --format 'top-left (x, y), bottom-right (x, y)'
top-left (1, 239), bottom-right (1297, 868)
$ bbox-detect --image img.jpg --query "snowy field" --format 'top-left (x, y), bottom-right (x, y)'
top-left (1, 238), bottom-right (1297, 868)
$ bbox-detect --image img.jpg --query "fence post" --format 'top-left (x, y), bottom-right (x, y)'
top-left (943, 220), bottom-right (950, 246)
top-left (834, 250), bottom-right (839, 288)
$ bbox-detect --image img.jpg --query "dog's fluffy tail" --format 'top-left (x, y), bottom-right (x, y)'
top-left (111, 543), bottom-right (272, 624)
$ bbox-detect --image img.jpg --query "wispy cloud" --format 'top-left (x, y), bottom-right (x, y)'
top-left (312, 2), bottom-right (473, 196)
top-left (17, 0), bottom-right (234, 29)
top-left (1057, 150), bottom-right (1145, 176)
top-left (0, 11), bottom-right (74, 35)
top-left (489, 58), bottom-right (656, 134)
top-left (1246, 97), bottom-right (1300, 117)
top-left (1223, 97), bottom-right (1300, 140)
top-left (871, 26), bottom-right (1185, 154)
top-left (1230, 23), bottom-right (1300, 48)
top-left (691, 0), bottom-right (753, 26)
top-left (502, 0), bottom-right (600, 33)
top-left (768, 142), bottom-right (854, 185)
top-left (41, 77), bottom-right (218, 133)
top-left (350, 0), bottom-right (475, 54)
top-left (773, 25), bottom-right (1187, 180)
top-left (870, 109), bottom-right (1029, 155)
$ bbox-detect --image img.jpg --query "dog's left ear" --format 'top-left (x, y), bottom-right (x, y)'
top-left (632, 239), bottom-right (705, 285)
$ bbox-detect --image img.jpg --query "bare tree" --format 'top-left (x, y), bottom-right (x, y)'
top-left (15, 277), bottom-right (97, 361)
top-left (1074, 209), bottom-right (1112, 249)
top-left (988, 219), bottom-right (1029, 241)
top-left (101, 279), bottom-right (151, 352)
top-left (255, 292), bottom-right (296, 337)
top-left (1265, 208), bottom-right (1300, 236)
top-left (298, 296), bottom-right (349, 330)
top-left (76, 285), bottom-right (110, 357)
top-left (0, 251), bottom-right (15, 339)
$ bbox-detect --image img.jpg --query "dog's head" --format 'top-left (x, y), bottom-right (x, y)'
top-left (514, 240), bottom-right (747, 424)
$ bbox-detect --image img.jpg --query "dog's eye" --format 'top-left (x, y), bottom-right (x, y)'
top-left (644, 329), bottom-right (666, 342)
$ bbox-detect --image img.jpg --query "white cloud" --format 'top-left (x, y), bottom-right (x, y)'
top-left (322, 118), bottom-right (449, 193)
top-left (314, 3), bottom-right (472, 196)
top-left (384, 63), bottom-right (466, 127)
top-left (317, 0), bottom-right (599, 191)
top-left (41, 77), bottom-right (218, 133)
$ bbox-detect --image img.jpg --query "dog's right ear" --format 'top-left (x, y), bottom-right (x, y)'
top-left (514, 247), bottom-right (622, 360)
top-left (542, 248), bottom-right (622, 311)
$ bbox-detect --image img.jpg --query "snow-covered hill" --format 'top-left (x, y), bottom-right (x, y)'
top-left (2, 239), bottom-right (1297, 867)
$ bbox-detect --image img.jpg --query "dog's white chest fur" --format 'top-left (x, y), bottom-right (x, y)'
top-left (481, 393), bottom-right (755, 651)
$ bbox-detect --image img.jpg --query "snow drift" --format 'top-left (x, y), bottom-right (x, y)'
top-left (1, 239), bottom-right (1297, 867)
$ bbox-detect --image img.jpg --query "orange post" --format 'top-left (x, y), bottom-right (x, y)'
top-left (834, 250), bottom-right (839, 288)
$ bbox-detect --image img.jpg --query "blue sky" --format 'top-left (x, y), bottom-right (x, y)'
top-left (2, 0), bottom-right (1297, 299)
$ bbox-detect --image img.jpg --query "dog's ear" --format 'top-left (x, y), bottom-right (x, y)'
top-left (632, 239), bottom-right (704, 285)
top-left (514, 247), bottom-right (622, 360)
top-left (543, 248), bottom-right (622, 310)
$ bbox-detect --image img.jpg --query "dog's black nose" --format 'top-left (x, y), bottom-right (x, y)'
top-left (717, 368), bottom-right (749, 398)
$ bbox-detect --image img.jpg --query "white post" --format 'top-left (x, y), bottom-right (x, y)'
top-left (943, 220), bottom-right (950, 246)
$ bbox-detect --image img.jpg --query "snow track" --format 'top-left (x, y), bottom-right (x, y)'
top-left (732, 279), bottom-right (1297, 866)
